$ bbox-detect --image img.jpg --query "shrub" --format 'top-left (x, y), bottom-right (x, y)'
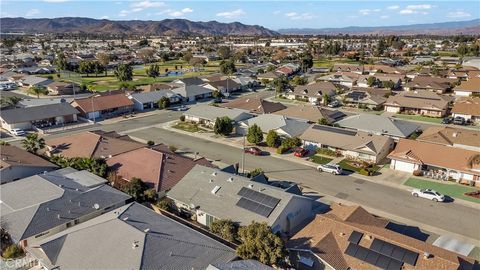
top-left (179, 115), bottom-right (186, 122)
top-left (210, 219), bottom-right (238, 242)
top-left (168, 145), bottom-right (177, 152)
top-left (281, 137), bottom-right (301, 149)
top-left (147, 140), bottom-right (155, 146)
top-left (276, 145), bottom-right (289, 154)
top-left (2, 244), bottom-right (23, 259)
top-left (266, 130), bottom-right (281, 148)
top-left (248, 168), bottom-right (265, 178)
top-left (214, 116), bottom-right (233, 136)
top-left (413, 170), bottom-right (423, 176)
top-left (157, 198), bottom-right (174, 212)
top-left (247, 124), bottom-right (263, 145)
top-left (359, 168), bottom-right (371, 176)
top-left (157, 96), bottom-right (170, 109)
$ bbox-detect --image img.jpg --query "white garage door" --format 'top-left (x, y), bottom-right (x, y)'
top-left (393, 160), bottom-right (415, 173)
top-left (386, 106), bottom-right (400, 113)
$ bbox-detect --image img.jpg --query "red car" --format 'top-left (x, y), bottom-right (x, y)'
top-left (294, 147), bottom-right (308, 157)
top-left (244, 147), bottom-right (262, 156)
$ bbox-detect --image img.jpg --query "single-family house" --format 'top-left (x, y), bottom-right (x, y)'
top-left (203, 79), bottom-right (241, 94)
top-left (167, 165), bottom-right (313, 234)
top-left (172, 77), bottom-right (205, 86)
top-left (220, 97), bottom-right (287, 114)
top-left (404, 76), bottom-right (455, 94)
top-left (316, 72), bottom-right (359, 88)
top-left (107, 145), bottom-right (215, 197)
top-left (0, 145), bottom-right (58, 184)
top-left (128, 90), bottom-right (181, 111)
top-left (71, 93), bottom-right (134, 120)
top-left (357, 74), bottom-right (404, 89)
top-left (388, 139), bottom-right (480, 186)
top-left (46, 81), bottom-right (82, 96)
top-left (0, 102), bottom-right (79, 131)
top-left (384, 91), bottom-right (449, 117)
top-left (342, 89), bottom-right (387, 110)
top-left (336, 114), bottom-right (420, 140)
top-left (417, 126), bottom-right (480, 152)
top-left (451, 97), bottom-right (480, 123)
top-left (273, 105), bottom-right (347, 124)
top-left (300, 125), bottom-right (394, 164)
top-left (0, 169), bottom-right (131, 247)
top-left (45, 130), bottom-right (144, 158)
top-left (237, 114), bottom-right (310, 137)
top-left (183, 104), bottom-right (253, 128)
top-left (453, 77), bottom-right (480, 97)
top-left (286, 82), bottom-right (337, 104)
top-left (257, 71), bottom-right (280, 82)
top-left (287, 203), bottom-right (476, 270)
top-left (333, 64), bottom-right (364, 74)
top-left (26, 202), bottom-right (236, 270)
top-left (207, 260), bottom-right (273, 270)
top-left (171, 85), bottom-right (213, 102)
top-left (18, 75), bottom-right (53, 87)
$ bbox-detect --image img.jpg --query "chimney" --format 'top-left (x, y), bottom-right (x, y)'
top-left (423, 252), bottom-right (431, 259)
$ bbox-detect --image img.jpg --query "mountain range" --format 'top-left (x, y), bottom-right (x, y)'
top-left (1, 17), bottom-right (479, 36)
top-left (278, 19), bottom-right (480, 35)
top-left (0, 17), bottom-right (279, 36)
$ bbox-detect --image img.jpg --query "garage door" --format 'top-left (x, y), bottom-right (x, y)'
top-left (393, 160), bottom-right (415, 173)
top-left (386, 106), bottom-right (400, 113)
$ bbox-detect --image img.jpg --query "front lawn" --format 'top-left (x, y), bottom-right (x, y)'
top-left (172, 122), bottom-right (200, 133)
top-left (404, 178), bottom-right (480, 204)
top-left (310, 155), bottom-right (333, 165)
top-left (392, 114), bottom-right (444, 124)
top-left (338, 159), bottom-right (380, 176)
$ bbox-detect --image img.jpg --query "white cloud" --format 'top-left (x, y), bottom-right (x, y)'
top-left (131, 1), bottom-right (165, 9)
top-left (101, 15), bottom-right (109, 19)
top-left (380, 15), bottom-right (389, 19)
top-left (156, 7), bottom-right (193, 17)
top-left (447, 11), bottom-right (471, 18)
top-left (25, 9), bottom-right (40, 17)
top-left (118, 10), bottom-right (129, 17)
top-left (216, 9), bottom-right (245, 19)
top-left (181, 8), bottom-right (193, 13)
top-left (400, 4), bottom-right (434, 15)
top-left (387, 5), bottom-right (399, 10)
top-left (359, 8), bottom-right (381, 15)
top-left (285, 12), bottom-right (315, 20)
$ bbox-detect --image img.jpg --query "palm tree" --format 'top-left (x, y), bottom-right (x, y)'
top-left (0, 96), bottom-right (22, 109)
top-left (21, 133), bottom-right (45, 154)
top-left (29, 86), bottom-right (44, 99)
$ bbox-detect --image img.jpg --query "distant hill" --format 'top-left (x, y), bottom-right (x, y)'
top-left (278, 19), bottom-right (480, 35)
top-left (0, 17), bottom-right (279, 36)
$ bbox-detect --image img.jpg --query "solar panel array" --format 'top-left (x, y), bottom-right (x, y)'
top-left (236, 187), bottom-right (280, 218)
top-left (345, 243), bottom-right (403, 270)
top-left (347, 91), bottom-right (367, 101)
top-left (370, 239), bottom-right (419, 266)
top-left (312, 124), bottom-right (357, 136)
top-left (347, 231), bottom-right (364, 245)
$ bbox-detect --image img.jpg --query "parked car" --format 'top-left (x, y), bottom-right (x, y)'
top-left (10, 128), bottom-right (26, 136)
top-left (327, 100), bottom-right (340, 108)
top-left (453, 117), bottom-right (465, 125)
top-left (441, 117), bottom-right (453, 124)
top-left (294, 147), bottom-right (309, 157)
top-left (411, 188), bottom-right (445, 202)
top-left (244, 147), bottom-right (262, 156)
top-left (317, 163), bottom-right (343, 175)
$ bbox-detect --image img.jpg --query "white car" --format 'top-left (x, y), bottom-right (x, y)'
top-left (317, 163), bottom-right (343, 175)
top-left (10, 128), bottom-right (26, 136)
top-left (411, 188), bottom-right (445, 202)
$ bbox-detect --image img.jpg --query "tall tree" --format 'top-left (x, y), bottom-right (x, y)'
top-left (146, 64), bottom-right (160, 78)
top-left (137, 47), bottom-right (155, 65)
top-left (214, 117), bottom-right (233, 136)
top-left (236, 222), bottom-right (285, 265)
top-left (21, 133), bottom-right (45, 154)
top-left (96, 52), bottom-right (110, 76)
top-left (266, 130), bottom-right (281, 148)
top-left (247, 124), bottom-right (263, 145)
top-left (114, 64), bottom-right (133, 82)
top-left (219, 59), bottom-right (236, 76)
top-left (217, 46), bottom-right (231, 60)
top-left (210, 219), bottom-right (238, 242)
top-left (29, 85), bottom-right (44, 99)
top-left (55, 52), bottom-right (67, 73)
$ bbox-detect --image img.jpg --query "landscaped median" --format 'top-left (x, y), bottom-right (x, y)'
top-left (172, 122), bottom-right (201, 133)
top-left (404, 178), bottom-right (480, 204)
top-left (337, 159), bottom-right (381, 176)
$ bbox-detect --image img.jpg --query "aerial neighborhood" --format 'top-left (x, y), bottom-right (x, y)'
top-left (0, 3), bottom-right (479, 270)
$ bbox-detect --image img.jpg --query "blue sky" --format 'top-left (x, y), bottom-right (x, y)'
top-left (1, 1), bottom-right (479, 30)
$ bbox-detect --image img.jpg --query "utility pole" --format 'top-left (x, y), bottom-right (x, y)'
top-left (241, 135), bottom-right (246, 174)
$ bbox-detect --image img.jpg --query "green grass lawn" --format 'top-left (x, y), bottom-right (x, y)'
top-left (310, 155), bottom-right (333, 165)
top-left (404, 178), bottom-right (480, 204)
top-left (337, 159), bottom-right (380, 174)
top-left (313, 58), bottom-right (360, 68)
top-left (172, 122), bottom-right (200, 133)
top-left (392, 114), bottom-right (444, 124)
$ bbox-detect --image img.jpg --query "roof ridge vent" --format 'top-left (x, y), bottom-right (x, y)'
top-left (144, 228), bottom-right (150, 233)
top-left (227, 177), bottom-right (234, 182)
top-left (248, 184), bottom-right (254, 189)
top-left (123, 217), bottom-right (129, 221)
top-left (211, 171), bottom-right (217, 176)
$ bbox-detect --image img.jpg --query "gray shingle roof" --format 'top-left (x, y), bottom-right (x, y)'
top-left (0, 170), bottom-right (131, 242)
top-left (27, 202), bottom-right (236, 270)
top-left (0, 102), bottom-right (79, 124)
top-left (207, 260), bottom-right (274, 270)
top-left (242, 114), bottom-right (310, 137)
top-left (336, 114), bottom-right (420, 138)
top-left (184, 104), bottom-right (253, 122)
top-left (172, 85), bottom-right (213, 98)
top-left (130, 90), bottom-right (180, 104)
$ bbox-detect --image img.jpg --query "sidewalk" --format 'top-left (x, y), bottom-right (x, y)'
top-left (161, 120), bottom-right (478, 209)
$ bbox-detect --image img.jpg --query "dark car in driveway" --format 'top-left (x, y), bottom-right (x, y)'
top-left (244, 147), bottom-right (262, 156)
top-left (453, 116), bottom-right (465, 125)
top-left (294, 147), bottom-right (309, 157)
top-left (441, 117), bottom-right (453, 124)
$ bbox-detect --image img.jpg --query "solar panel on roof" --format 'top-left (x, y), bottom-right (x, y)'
top-left (376, 254), bottom-right (391, 269)
top-left (387, 259), bottom-right (403, 270)
top-left (237, 187), bottom-right (280, 208)
top-left (371, 239), bottom-right (419, 266)
top-left (391, 247), bottom-right (406, 262)
top-left (345, 243), bottom-right (404, 270)
top-left (311, 125), bottom-right (357, 136)
top-left (235, 196), bottom-right (276, 218)
top-left (348, 231), bottom-right (364, 245)
top-left (403, 250), bottom-right (419, 266)
top-left (380, 242), bottom-right (395, 256)
top-left (355, 246), bottom-right (369, 260)
top-left (345, 242), bottom-right (358, 256)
